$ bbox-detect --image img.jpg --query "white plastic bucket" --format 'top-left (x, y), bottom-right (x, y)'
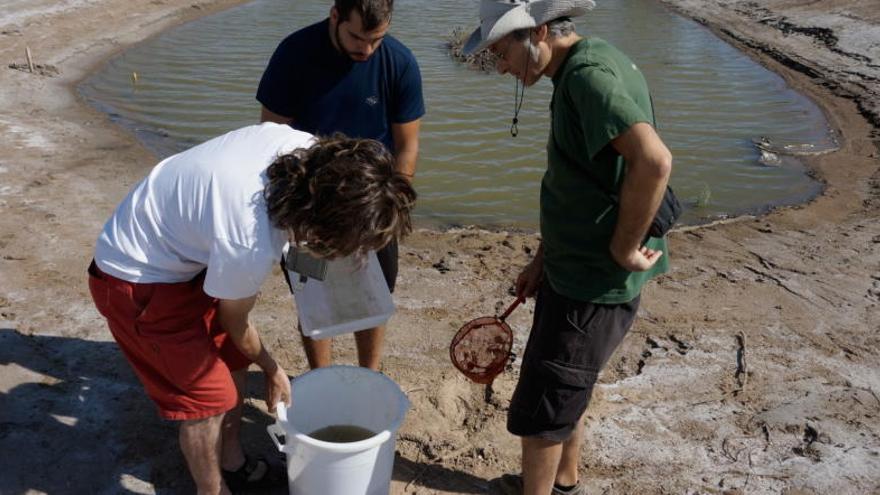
top-left (267, 366), bottom-right (409, 495)
top-left (288, 250), bottom-right (395, 339)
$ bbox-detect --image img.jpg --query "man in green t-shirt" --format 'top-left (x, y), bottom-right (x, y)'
top-left (462, 1), bottom-right (674, 494)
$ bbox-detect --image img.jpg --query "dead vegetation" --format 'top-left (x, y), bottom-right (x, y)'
top-left (445, 26), bottom-right (497, 72)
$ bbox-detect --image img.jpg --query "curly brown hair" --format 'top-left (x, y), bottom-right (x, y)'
top-left (265, 134), bottom-right (416, 260)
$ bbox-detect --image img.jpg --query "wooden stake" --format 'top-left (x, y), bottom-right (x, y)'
top-left (25, 46), bottom-right (34, 73)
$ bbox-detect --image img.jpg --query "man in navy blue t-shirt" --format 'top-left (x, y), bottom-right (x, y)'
top-left (257, 0), bottom-right (424, 371)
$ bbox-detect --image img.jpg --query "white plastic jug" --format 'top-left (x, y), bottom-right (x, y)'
top-left (288, 250), bottom-right (395, 339)
top-left (267, 366), bottom-right (410, 495)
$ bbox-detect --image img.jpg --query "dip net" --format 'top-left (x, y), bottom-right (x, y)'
top-left (449, 298), bottom-right (521, 384)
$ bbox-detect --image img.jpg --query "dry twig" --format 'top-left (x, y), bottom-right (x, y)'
top-left (404, 449), bottom-right (426, 492)
top-left (722, 470), bottom-right (790, 480)
top-left (25, 46), bottom-right (34, 72)
top-left (735, 331), bottom-right (748, 393)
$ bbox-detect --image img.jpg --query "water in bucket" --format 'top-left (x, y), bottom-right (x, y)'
top-left (268, 366), bottom-right (409, 495)
top-left (309, 425), bottom-right (376, 443)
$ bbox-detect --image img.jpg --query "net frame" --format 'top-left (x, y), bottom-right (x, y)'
top-left (449, 298), bottom-right (522, 384)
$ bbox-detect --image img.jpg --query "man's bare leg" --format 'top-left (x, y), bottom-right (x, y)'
top-left (555, 411), bottom-right (587, 487)
top-left (179, 413), bottom-right (230, 495)
top-left (354, 325), bottom-right (385, 370)
top-left (219, 369), bottom-right (247, 471)
top-left (300, 326), bottom-right (384, 370)
top-left (521, 435), bottom-right (564, 495)
top-left (301, 332), bottom-right (332, 369)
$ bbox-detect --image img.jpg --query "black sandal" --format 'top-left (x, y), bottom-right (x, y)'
top-left (221, 454), bottom-right (283, 492)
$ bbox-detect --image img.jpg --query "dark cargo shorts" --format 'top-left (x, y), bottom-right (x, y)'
top-left (507, 279), bottom-right (640, 442)
top-left (281, 239), bottom-right (398, 293)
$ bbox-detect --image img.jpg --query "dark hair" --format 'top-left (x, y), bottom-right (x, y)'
top-left (265, 134), bottom-right (415, 260)
top-left (335, 0), bottom-right (393, 31)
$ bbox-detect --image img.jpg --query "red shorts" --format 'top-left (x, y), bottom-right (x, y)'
top-left (88, 261), bottom-right (252, 420)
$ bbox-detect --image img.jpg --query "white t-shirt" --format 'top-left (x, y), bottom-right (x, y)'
top-left (95, 123), bottom-right (314, 300)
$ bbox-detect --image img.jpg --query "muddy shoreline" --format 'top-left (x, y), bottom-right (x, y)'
top-left (0, 0), bottom-right (877, 494)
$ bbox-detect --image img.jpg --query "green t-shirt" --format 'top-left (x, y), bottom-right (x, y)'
top-left (541, 37), bottom-right (669, 304)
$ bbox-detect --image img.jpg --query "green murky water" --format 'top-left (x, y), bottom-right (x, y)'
top-left (79, 0), bottom-right (835, 228)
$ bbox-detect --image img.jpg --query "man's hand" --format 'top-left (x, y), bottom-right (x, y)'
top-left (515, 244), bottom-right (544, 299)
top-left (610, 244), bottom-right (664, 272)
top-left (264, 362), bottom-right (292, 408)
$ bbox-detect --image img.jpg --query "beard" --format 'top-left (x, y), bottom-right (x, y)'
top-left (523, 37), bottom-right (541, 64)
top-left (519, 37), bottom-right (542, 86)
top-left (333, 23), bottom-right (369, 61)
top-left (523, 37), bottom-right (541, 86)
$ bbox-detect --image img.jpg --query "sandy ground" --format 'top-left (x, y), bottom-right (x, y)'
top-left (0, 0), bottom-right (878, 494)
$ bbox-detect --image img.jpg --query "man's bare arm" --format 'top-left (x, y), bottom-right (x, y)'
top-left (391, 119), bottom-right (421, 180)
top-left (608, 122), bottom-right (672, 272)
top-left (217, 295), bottom-right (290, 405)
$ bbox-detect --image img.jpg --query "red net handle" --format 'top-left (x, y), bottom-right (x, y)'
top-left (498, 297), bottom-right (524, 321)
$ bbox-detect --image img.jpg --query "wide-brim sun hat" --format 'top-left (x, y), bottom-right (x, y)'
top-left (463, 0), bottom-right (596, 56)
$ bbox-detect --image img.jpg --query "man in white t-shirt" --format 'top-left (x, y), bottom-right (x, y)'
top-left (88, 123), bottom-right (416, 494)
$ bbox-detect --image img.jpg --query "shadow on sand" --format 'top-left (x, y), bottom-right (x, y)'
top-left (0, 328), bottom-right (492, 494)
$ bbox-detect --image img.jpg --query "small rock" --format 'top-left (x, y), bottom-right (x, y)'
top-left (432, 259), bottom-right (451, 274)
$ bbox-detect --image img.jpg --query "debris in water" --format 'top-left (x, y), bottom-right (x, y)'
top-left (446, 26), bottom-right (497, 72)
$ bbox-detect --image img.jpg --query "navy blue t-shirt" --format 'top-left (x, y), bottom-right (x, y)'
top-left (257, 19), bottom-right (425, 152)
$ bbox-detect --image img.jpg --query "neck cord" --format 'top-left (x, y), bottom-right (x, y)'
top-left (510, 38), bottom-right (531, 137)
